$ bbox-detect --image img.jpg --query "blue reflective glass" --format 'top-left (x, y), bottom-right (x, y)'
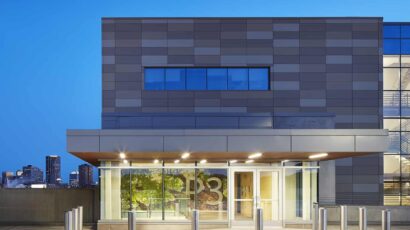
top-left (228, 68), bottom-right (248, 90)
top-left (384, 39), bottom-right (401, 54)
top-left (165, 68), bottom-right (186, 90)
top-left (249, 68), bottom-right (269, 90)
top-left (207, 68), bottom-right (227, 90)
top-left (144, 68), bottom-right (165, 90)
top-left (402, 40), bottom-right (410, 55)
top-left (402, 26), bottom-right (410, 38)
top-left (186, 68), bottom-right (206, 90)
top-left (384, 25), bottom-right (401, 38)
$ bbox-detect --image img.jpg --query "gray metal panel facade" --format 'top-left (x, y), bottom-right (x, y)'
top-left (101, 17), bottom-right (384, 205)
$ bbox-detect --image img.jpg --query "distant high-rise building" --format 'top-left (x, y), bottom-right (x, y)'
top-left (78, 164), bottom-right (93, 187)
top-left (1, 171), bottom-right (13, 186)
top-left (15, 170), bottom-right (23, 177)
top-left (22, 165), bottom-right (43, 184)
top-left (69, 171), bottom-right (79, 188)
top-left (46, 155), bottom-right (61, 184)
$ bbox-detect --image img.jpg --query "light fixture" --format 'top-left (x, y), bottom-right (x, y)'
top-left (153, 159), bottom-right (159, 164)
top-left (282, 159), bottom-right (289, 163)
top-left (200, 159), bottom-right (207, 164)
top-left (248, 152), bottom-right (262, 159)
top-left (309, 153), bottom-right (328, 159)
top-left (181, 152), bottom-right (190, 159)
top-left (245, 159), bottom-right (254, 164)
top-left (229, 160), bottom-right (238, 164)
top-left (174, 159), bottom-right (180, 164)
top-left (119, 152), bottom-right (126, 159)
top-left (123, 159), bottom-right (129, 164)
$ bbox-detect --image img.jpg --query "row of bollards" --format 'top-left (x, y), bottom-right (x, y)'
top-left (64, 206), bottom-right (83, 230)
top-left (312, 203), bottom-right (391, 230)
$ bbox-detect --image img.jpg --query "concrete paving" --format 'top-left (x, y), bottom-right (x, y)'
top-left (0, 226), bottom-right (409, 230)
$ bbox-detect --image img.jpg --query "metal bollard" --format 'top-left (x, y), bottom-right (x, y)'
top-left (65, 211), bottom-right (73, 230)
top-left (359, 207), bottom-right (367, 230)
top-left (128, 211), bottom-right (136, 230)
top-left (382, 209), bottom-right (391, 230)
top-left (319, 208), bottom-right (327, 230)
top-left (340, 205), bottom-right (348, 230)
top-left (256, 208), bottom-right (263, 230)
top-left (72, 208), bottom-right (79, 230)
top-left (192, 209), bottom-right (199, 230)
top-left (312, 202), bottom-right (319, 230)
top-left (77, 206), bottom-right (83, 230)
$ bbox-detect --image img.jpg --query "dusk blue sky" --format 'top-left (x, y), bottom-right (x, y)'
top-left (0, 0), bottom-right (409, 182)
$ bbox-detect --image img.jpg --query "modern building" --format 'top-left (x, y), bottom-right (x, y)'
top-left (1, 171), bottom-right (14, 187)
top-left (45, 155), bottom-right (61, 185)
top-left (22, 165), bottom-right (44, 184)
top-left (69, 171), bottom-right (79, 188)
top-left (383, 23), bottom-right (410, 206)
top-left (79, 164), bottom-right (94, 187)
top-left (67, 17), bottom-right (391, 229)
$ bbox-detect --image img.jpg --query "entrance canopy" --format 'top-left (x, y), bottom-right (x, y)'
top-left (67, 129), bottom-right (389, 165)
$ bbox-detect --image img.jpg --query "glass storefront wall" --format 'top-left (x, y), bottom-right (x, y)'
top-left (99, 161), bottom-right (317, 225)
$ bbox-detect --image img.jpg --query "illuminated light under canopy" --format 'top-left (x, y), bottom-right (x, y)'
top-left (248, 152), bottom-right (263, 159)
top-left (153, 159), bottom-right (159, 164)
top-left (123, 159), bottom-right (129, 164)
top-left (245, 159), bottom-right (254, 164)
top-left (309, 153), bottom-right (328, 159)
top-left (181, 152), bottom-right (190, 159)
top-left (119, 152), bottom-right (126, 159)
top-left (199, 159), bottom-right (207, 164)
top-left (229, 160), bottom-right (238, 164)
top-left (174, 159), bottom-right (180, 164)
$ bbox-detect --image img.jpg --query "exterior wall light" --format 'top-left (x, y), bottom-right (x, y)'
top-left (248, 152), bottom-right (262, 159)
top-left (309, 153), bottom-right (328, 159)
top-left (245, 159), bottom-right (254, 164)
top-left (181, 152), bottom-right (190, 159)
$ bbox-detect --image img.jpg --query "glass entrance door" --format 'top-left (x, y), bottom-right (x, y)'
top-left (231, 169), bottom-right (282, 227)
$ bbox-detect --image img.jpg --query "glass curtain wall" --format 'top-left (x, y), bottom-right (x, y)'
top-left (100, 161), bottom-right (317, 223)
top-left (100, 163), bottom-right (228, 221)
top-left (384, 23), bottom-right (410, 206)
top-left (284, 163), bottom-right (318, 222)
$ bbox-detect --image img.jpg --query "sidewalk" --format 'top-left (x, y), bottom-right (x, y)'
top-left (0, 226), bottom-right (409, 230)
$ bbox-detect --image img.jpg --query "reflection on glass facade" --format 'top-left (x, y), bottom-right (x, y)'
top-left (384, 23), bottom-right (410, 205)
top-left (284, 164), bottom-right (317, 221)
top-left (144, 67), bottom-right (269, 90)
top-left (100, 161), bottom-right (317, 223)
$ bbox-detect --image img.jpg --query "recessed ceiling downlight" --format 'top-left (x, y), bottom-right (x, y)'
top-left (309, 153), bottom-right (328, 159)
top-left (181, 152), bottom-right (190, 159)
top-left (248, 152), bottom-right (263, 159)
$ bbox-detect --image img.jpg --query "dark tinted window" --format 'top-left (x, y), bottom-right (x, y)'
top-left (186, 68), bottom-right (207, 90)
top-left (165, 68), bottom-right (186, 90)
top-left (402, 26), bottom-right (410, 38)
top-left (207, 68), bottom-right (227, 90)
top-left (228, 68), bottom-right (248, 90)
top-left (249, 68), bottom-right (269, 90)
top-left (384, 25), bottom-right (401, 38)
top-left (144, 67), bottom-right (269, 91)
top-left (144, 68), bottom-right (165, 90)
top-left (402, 40), bottom-right (410, 55)
top-left (385, 39), bottom-right (401, 55)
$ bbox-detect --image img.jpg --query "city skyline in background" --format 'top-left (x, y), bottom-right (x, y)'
top-left (1, 155), bottom-right (96, 188)
top-left (2, 0), bottom-right (410, 181)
